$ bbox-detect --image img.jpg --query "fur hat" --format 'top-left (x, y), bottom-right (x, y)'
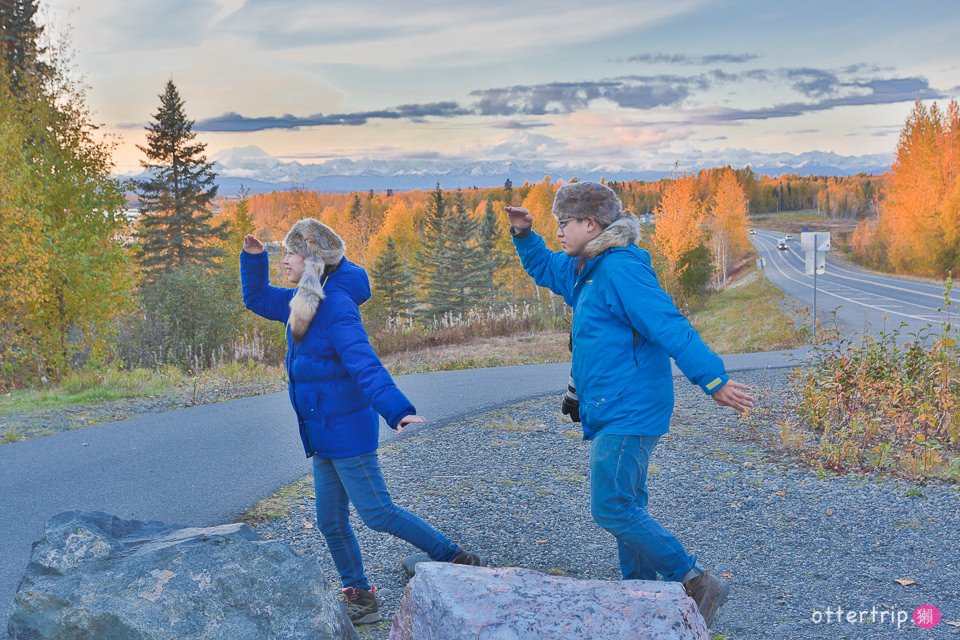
top-left (552, 182), bottom-right (623, 227)
top-left (283, 218), bottom-right (347, 341)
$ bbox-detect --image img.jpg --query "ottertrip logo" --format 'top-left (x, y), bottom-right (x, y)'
top-left (810, 604), bottom-right (942, 629)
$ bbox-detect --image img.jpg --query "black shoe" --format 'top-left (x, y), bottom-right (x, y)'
top-left (682, 570), bottom-right (730, 627)
top-left (342, 586), bottom-right (381, 625)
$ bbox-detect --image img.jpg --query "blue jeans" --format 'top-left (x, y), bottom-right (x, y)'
top-left (312, 452), bottom-right (460, 590)
top-left (589, 434), bottom-right (700, 583)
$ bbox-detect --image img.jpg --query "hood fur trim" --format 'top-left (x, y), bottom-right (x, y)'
top-left (288, 257), bottom-right (327, 342)
top-left (579, 213), bottom-right (641, 266)
top-left (283, 218), bottom-right (346, 341)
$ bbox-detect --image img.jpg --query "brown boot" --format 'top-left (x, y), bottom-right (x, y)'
top-left (342, 586), bottom-right (381, 625)
top-left (451, 548), bottom-right (489, 567)
top-left (682, 570), bottom-right (730, 627)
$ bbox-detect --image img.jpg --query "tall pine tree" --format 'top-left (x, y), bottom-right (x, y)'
top-left (370, 236), bottom-right (413, 324)
top-left (443, 188), bottom-right (486, 317)
top-left (137, 80), bottom-right (225, 276)
top-left (222, 186), bottom-right (255, 276)
top-left (417, 183), bottom-right (456, 320)
top-left (0, 0), bottom-right (45, 88)
top-left (477, 199), bottom-right (509, 310)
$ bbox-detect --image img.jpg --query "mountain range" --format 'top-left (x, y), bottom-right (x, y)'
top-left (122, 146), bottom-right (893, 197)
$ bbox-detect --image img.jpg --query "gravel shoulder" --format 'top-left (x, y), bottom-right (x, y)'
top-left (248, 367), bottom-right (960, 639)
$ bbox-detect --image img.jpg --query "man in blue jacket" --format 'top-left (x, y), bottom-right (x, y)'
top-left (506, 182), bottom-right (755, 628)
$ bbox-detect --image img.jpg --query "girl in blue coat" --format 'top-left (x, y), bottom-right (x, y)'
top-left (241, 219), bottom-right (483, 625)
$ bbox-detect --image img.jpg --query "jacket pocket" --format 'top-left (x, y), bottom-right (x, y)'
top-left (579, 383), bottom-right (630, 431)
top-left (294, 387), bottom-right (322, 419)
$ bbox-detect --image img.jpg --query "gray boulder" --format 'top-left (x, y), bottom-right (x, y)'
top-left (7, 511), bottom-right (357, 640)
top-left (390, 563), bottom-right (709, 640)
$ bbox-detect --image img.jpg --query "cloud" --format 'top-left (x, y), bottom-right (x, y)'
top-left (618, 52), bottom-right (759, 65)
top-left (212, 0), bottom-right (705, 67)
top-left (492, 120), bottom-right (554, 130)
top-left (701, 76), bottom-right (944, 122)
top-left (192, 63), bottom-right (946, 133)
top-left (196, 102), bottom-right (470, 132)
top-left (92, 0), bottom-right (223, 51)
top-left (470, 75), bottom-right (704, 115)
top-left (786, 68), bottom-right (841, 98)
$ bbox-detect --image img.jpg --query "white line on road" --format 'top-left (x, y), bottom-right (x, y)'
top-left (754, 235), bottom-right (940, 322)
top-left (757, 231), bottom-right (946, 301)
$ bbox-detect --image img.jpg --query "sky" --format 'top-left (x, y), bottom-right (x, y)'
top-left (41, 0), bottom-right (960, 176)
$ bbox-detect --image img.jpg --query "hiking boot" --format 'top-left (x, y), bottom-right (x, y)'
top-left (682, 570), bottom-right (730, 627)
top-left (342, 586), bottom-right (381, 625)
top-left (451, 548), bottom-right (489, 567)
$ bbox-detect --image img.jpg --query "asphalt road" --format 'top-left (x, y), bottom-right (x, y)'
top-left (0, 349), bottom-right (807, 625)
top-left (752, 229), bottom-right (954, 338)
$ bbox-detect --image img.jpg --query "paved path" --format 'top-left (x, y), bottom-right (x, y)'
top-left (0, 349), bottom-right (808, 623)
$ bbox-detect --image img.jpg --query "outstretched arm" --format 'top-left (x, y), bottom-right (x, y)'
top-left (240, 235), bottom-right (294, 323)
top-left (606, 256), bottom-right (755, 413)
top-left (326, 301), bottom-right (418, 429)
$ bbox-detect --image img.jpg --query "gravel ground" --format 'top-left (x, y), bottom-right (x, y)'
top-left (250, 367), bottom-right (960, 639)
top-left (0, 380), bottom-right (286, 441)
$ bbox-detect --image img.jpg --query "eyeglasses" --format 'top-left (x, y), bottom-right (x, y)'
top-left (557, 218), bottom-right (577, 234)
top-left (556, 218), bottom-right (590, 235)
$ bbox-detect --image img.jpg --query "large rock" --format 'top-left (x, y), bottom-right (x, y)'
top-left (390, 563), bottom-right (709, 640)
top-left (7, 511), bottom-right (357, 640)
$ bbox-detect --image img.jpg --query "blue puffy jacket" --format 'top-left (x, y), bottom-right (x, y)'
top-left (513, 231), bottom-right (728, 439)
top-left (240, 250), bottom-right (415, 458)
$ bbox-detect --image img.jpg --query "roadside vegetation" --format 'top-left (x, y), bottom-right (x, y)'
top-left (781, 277), bottom-right (959, 482)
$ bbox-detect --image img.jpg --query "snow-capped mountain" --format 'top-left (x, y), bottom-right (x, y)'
top-left (125, 146), bottom-right (893, 196)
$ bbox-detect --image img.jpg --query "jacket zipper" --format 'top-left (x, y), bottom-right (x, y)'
top-left (288, 336), bottom-right (315, 455)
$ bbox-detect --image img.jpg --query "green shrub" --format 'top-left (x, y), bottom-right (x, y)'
top-left (790, 275), bottom-right (959, 480)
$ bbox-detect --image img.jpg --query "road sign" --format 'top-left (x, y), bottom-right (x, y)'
top-left (804, 251), bottom-right (826, 275)
top-left (802, 231), bottom-right (830, 275)
top-left (801, 231), bottom-right (831, 252)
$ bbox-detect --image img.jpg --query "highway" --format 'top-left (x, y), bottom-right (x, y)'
top-left (751, 229), bottom-right (955, 338)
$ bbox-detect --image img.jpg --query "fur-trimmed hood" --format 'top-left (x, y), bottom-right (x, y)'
top-left (284, 218), bottom-right (348, 342)
top-left (578, 213), bottom-right (642, 266)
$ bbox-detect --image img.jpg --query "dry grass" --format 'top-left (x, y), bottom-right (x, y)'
top-left (689, 269), bottom-right (809, 354)
top-left (381, 331), bottom-right (570, 376)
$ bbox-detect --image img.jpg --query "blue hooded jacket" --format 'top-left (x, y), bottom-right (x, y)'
top-left (240, 250), bottom-right (415, 458)
top-left (513, 224), bottom-right (729, 440)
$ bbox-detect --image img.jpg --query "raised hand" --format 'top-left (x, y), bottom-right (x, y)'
top-left (504, 206), bottom-right (533, 231)
top-left (243, 235), bottom-right (264, 254)
top-left (711, 379), bottom-right (756, 415)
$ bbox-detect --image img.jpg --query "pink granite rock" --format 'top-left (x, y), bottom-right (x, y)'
top-left (390, 563), bottom-right (710, 640)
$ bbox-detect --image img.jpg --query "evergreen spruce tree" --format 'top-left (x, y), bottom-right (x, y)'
top-left (443, 188), bottom-right (486, 317)
top-left (370, 236), bottom-right (412, 323)
top-left (416, 183), bottom-right (456, 321)
top-left (0, 0), bottom-right (45, 87)
top-left (137, 80), bottom-right (225, 276)
top-left (349, 193), bottom-right (363, 220)
top-left (222, 186), bottom-right (254, 275)
top-left (477, 199), bottom-right (509, 310)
